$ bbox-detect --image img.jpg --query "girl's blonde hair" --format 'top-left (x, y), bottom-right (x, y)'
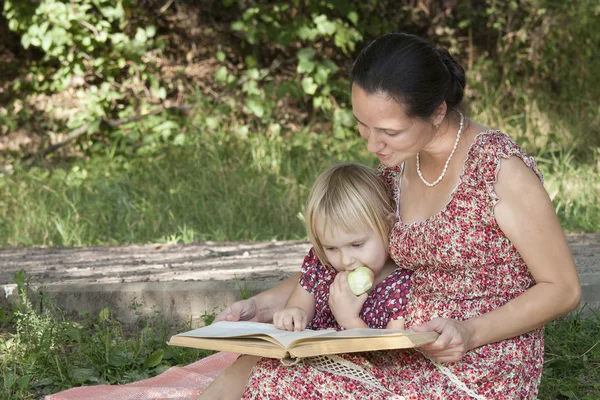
top-left (306, 162), bottom-right (394, 265)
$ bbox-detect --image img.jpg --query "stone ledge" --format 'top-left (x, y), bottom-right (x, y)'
top-left (1, 235), bottom-right (598, 325)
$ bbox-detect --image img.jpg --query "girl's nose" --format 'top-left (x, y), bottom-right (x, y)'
top-left (341, 251), bottom-right (354, 267)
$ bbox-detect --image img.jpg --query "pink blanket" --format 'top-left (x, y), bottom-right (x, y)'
top-left (45, 352), bottom-right (239, 400)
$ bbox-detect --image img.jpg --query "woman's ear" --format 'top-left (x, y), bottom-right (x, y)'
top-left (432, 101), bottom-right (447, 128)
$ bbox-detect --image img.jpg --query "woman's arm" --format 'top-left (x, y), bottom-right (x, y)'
top-left (414, 157), bottom-right (581, 361)
top-left (215, 273), bottom-right (301, 323)
top-left (468, 156), bottom-right (581, 344)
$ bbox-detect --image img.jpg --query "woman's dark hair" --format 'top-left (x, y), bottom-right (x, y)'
top-left (350, 33), bottom-right (466, 119)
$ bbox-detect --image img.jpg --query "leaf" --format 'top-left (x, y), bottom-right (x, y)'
top-left (108, 353), bottom-right (129, 367)
top-left (41, 35), bottom-right (52, 52)
top-left (154, 364), bottom-right (171, 374)
top-left (347, 12), bottom-right (358, 26)
top-left (301, 77), bottom-right (318, 95)
top-left (231, 21), bottom-right (244, 31)
top-left (214, 66), bottom-right (228, 84)
top-left (245, 98), bottom-right (264, 118)
top-left (70, 367), bottom-right (99, 383)
top-left (173, 133), bottom-right (185, 146)
top-left (135, 27), bottom-right (147, 43)
top-left (144, 349), bottom-right (164, 368)
top-left (558, 389), bottom-right (576, 399)
top-left (65, 325), bottom-right (82, 342)
top-left (145, 25), bottom-right (156, 38)
top-left (313, 15), bottom-right (336, 36)
top-left (244, 55), bottom-right (257, 68)
top-left (296, 48), bottom-right (316, 74)
top-left (98, 307), bottom-right (110, 323)
top-left (8, 19), bottom-right (18, 31)
top-left (16, 375), bottom-right (30, 390)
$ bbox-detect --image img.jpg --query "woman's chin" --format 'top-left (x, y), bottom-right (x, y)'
top-left (378, 157), bottom-right (402, 168)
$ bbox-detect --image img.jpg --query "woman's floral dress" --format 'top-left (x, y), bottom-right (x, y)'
top-left (241, 131), bottom-right (545, 400)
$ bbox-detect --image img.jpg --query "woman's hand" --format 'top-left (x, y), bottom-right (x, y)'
top-left (329, 271), bottom-right (368, 329)
top-left (214, 298), bottom-right (259, 323)
top-left (273, 307), bottom-right (309, 331)
top-left (411, 317), bottom-right (475, 363)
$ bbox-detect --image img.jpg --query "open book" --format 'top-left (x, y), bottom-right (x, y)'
top-left (169, 321), bottom-right (439, 361)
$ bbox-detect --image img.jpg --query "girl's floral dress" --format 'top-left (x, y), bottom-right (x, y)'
top-left (241, 131), bottom-right (545, 400)
top-left (301, 249), bottom-right (412, 331)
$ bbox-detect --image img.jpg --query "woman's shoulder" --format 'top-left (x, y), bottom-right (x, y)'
top-left (472, 129), bottom-right (522, 153)
top-left (467, 129), bottom-right (543, 184)
top-left (377, 164), bottom-right (402, 199)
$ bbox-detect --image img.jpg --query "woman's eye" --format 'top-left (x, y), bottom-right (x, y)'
top-left (384, 130), bottom-right (400, 136)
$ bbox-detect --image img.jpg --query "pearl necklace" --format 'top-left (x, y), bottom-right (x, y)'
top-left (416, 111), bottom-right (465, 187)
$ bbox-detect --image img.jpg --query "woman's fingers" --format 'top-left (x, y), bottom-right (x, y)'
top-left (412, 318), bottom-right (471, 363)
top-left (214, 299), bottom-right (258, 323)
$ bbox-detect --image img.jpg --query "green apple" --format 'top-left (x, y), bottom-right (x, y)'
top-left (347, 266), bottom-right (374, 296)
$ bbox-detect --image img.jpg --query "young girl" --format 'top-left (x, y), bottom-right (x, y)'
top-left (198, 162), bottom-right (411, 400)
top-left (273, 161), bottom-right (412, 333)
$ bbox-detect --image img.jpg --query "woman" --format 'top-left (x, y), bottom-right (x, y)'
top-left (207, 32), bottom-right (581, 399)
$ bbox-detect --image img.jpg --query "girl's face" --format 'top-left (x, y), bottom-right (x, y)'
top-left (317, 219), bottom-right (389, 279)
top-left (351, 84), bottom-right (436, 168)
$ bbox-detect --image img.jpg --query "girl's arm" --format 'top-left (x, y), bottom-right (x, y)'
top-left (273, 282), bottom-right (317, 331)
top-left (385, 319), bottom-right (406, 330)
top-left (413, 157), bottom-right (581, 362)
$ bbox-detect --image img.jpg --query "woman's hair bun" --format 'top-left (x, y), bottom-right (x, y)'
top-left (436, 48), bottom-right (466, 108)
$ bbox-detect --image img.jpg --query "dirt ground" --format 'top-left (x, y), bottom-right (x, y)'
top-left (1, 235), bottom-right (598, 287)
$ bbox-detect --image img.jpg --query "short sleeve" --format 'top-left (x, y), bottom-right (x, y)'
top-left (299, 248), bottom-right (332, 297)
top-left (467, 131), bottom-right (544, 207)
top-left (377, 164), bottom-right (403, 215)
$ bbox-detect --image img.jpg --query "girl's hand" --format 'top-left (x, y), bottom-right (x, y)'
top-left (411, 317), bottom-right (475, 363)
top-left (329, 271), bottom-right (368, 329)
top-left (273, 307), bottom-right (309, 331)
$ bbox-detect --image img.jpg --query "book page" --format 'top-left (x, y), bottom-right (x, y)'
top-left (286, 327), bottom-right (412, 346)
top-left (176, 321), bottom-right (334, 349)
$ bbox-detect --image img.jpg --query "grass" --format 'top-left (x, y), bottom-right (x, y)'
top-left (0, 271), bottom-right (216, 399)
top-left (0, 123), bottom-right (376, 247)
top-left (0, 117), bottom-right (598, 248)
top-left (540, 307), bottom-right (600, 399)
top-left (1, 272), bottom-right (599, 399)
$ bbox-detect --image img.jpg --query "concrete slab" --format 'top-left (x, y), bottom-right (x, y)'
top-left (1, 235), bottom-right (599, 325)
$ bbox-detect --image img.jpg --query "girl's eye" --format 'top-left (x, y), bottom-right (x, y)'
top-left (324, 247), bottom-right (336, 252)
top-left (351, 242), bottom-right (364, 248)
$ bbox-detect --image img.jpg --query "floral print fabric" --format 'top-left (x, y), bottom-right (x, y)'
top-left (242, 131), bottom-right (545, 399)
top-left (299, 248), bottom-right (412, 331)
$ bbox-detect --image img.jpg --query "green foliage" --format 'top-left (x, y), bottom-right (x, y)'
top-left (540, 309), bottom-right (600, 399)
top-left (0, 271), bottom-right (211, 399)
top-left (3, 0), bottom-right (175, 153)
top-left (1, 271), bottom-right (599, 398)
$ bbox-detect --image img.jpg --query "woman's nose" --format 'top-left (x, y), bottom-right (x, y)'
top-left (366, 131), bottom-right (383, 153)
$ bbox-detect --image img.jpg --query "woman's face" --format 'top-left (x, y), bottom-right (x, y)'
top-left (351, 84), bottom-right (435, 168)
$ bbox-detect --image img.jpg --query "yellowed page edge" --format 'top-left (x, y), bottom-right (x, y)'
top-left (168, 336), bottom-right (287, 359)
top-left (289, 332), bottom-right (439, 358)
